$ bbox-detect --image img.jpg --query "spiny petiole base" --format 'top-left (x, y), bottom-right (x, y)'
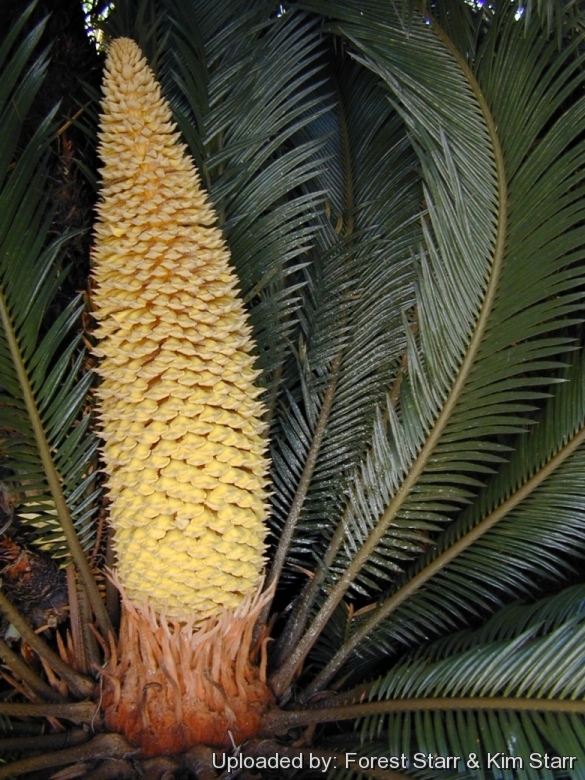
top-left (101, 587), bottom-right (274, 756)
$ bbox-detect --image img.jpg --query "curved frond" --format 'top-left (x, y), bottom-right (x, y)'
top-left (268, 2), bottom-right (585, 702)
top-left (346, 590), bottom-right (585, 780)
top-left (272, 0), bottom-right (502, 697)
top-left (269, 61), bottom-right (420, 598)
top-left (3, 1), bottom-right (585, 775)
top-left (340, 343), bottom-right (585, 681)
top-left (0, 6), bottom-right (109, 636)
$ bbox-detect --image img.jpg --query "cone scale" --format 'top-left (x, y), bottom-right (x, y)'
top-left (91, 38), bottom-right (273, 753)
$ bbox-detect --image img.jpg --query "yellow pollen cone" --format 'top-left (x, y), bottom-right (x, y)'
top-left (92, 37), bottom-right (269, 623)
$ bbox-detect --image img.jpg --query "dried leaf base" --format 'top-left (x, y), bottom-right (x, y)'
top-left (101, 589), bottom-right (274, 756)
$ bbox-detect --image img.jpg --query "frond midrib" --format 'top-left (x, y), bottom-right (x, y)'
top-left (264, 695), bottom-right (585, 734)
top-left (270, 17), bottom-right (507, 700)
top-left (262, 74), bottom-right (357, 619)
top-left (307, 418), bottom-right (585, 699)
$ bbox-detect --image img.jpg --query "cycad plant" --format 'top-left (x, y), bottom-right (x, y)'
top-left (2, 0), bottom-right (585, 777)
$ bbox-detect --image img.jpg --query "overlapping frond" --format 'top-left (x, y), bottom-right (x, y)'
top-left (413, 0), bottom-right (582, 50)
top-left (271, 0), bottom-right (501, 695)
top-left (320, 1), bottom-right (583, 596)
top-left (343, 339), bottom-right (585, 683)
top-left (350, 589), bottom-right (585, 780)
top-left (270, 61), bottom-right (420, 585)
top-left (270, 1), bottom-right (585, 701)
top-left (425, 584), bottom-right (585, 660)
top-left (0, 10), bottom-right (100, 559)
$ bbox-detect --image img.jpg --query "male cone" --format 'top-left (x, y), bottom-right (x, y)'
top-left (92, 38), bottom-right (272, 754)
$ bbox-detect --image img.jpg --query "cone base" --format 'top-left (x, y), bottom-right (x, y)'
top-left (101, 589), bottom-right (273, 756)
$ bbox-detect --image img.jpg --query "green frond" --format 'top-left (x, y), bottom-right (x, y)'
top-left (327, 1), bottom-right (584, 594)
top-left (0, 7), bottom-right (48, 190)
top-left (521, 0), bottom-right (584, 44)
top-left (373, 598), bottom-right (585, 702)
top-left (0, 5), bottom-right (109, 637)
top-left (270, 62), bottom-right (420, 585)
top-left (421, 584), bottom-right (585, 661)
top-left (343, 347), bottom-right (585, 679)
top-left (269, 0), bottom-right (585, 701)
top-left (345, 590), bottom-right (585, 780)
top-left (271, 0), bottom-right (502, 695)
